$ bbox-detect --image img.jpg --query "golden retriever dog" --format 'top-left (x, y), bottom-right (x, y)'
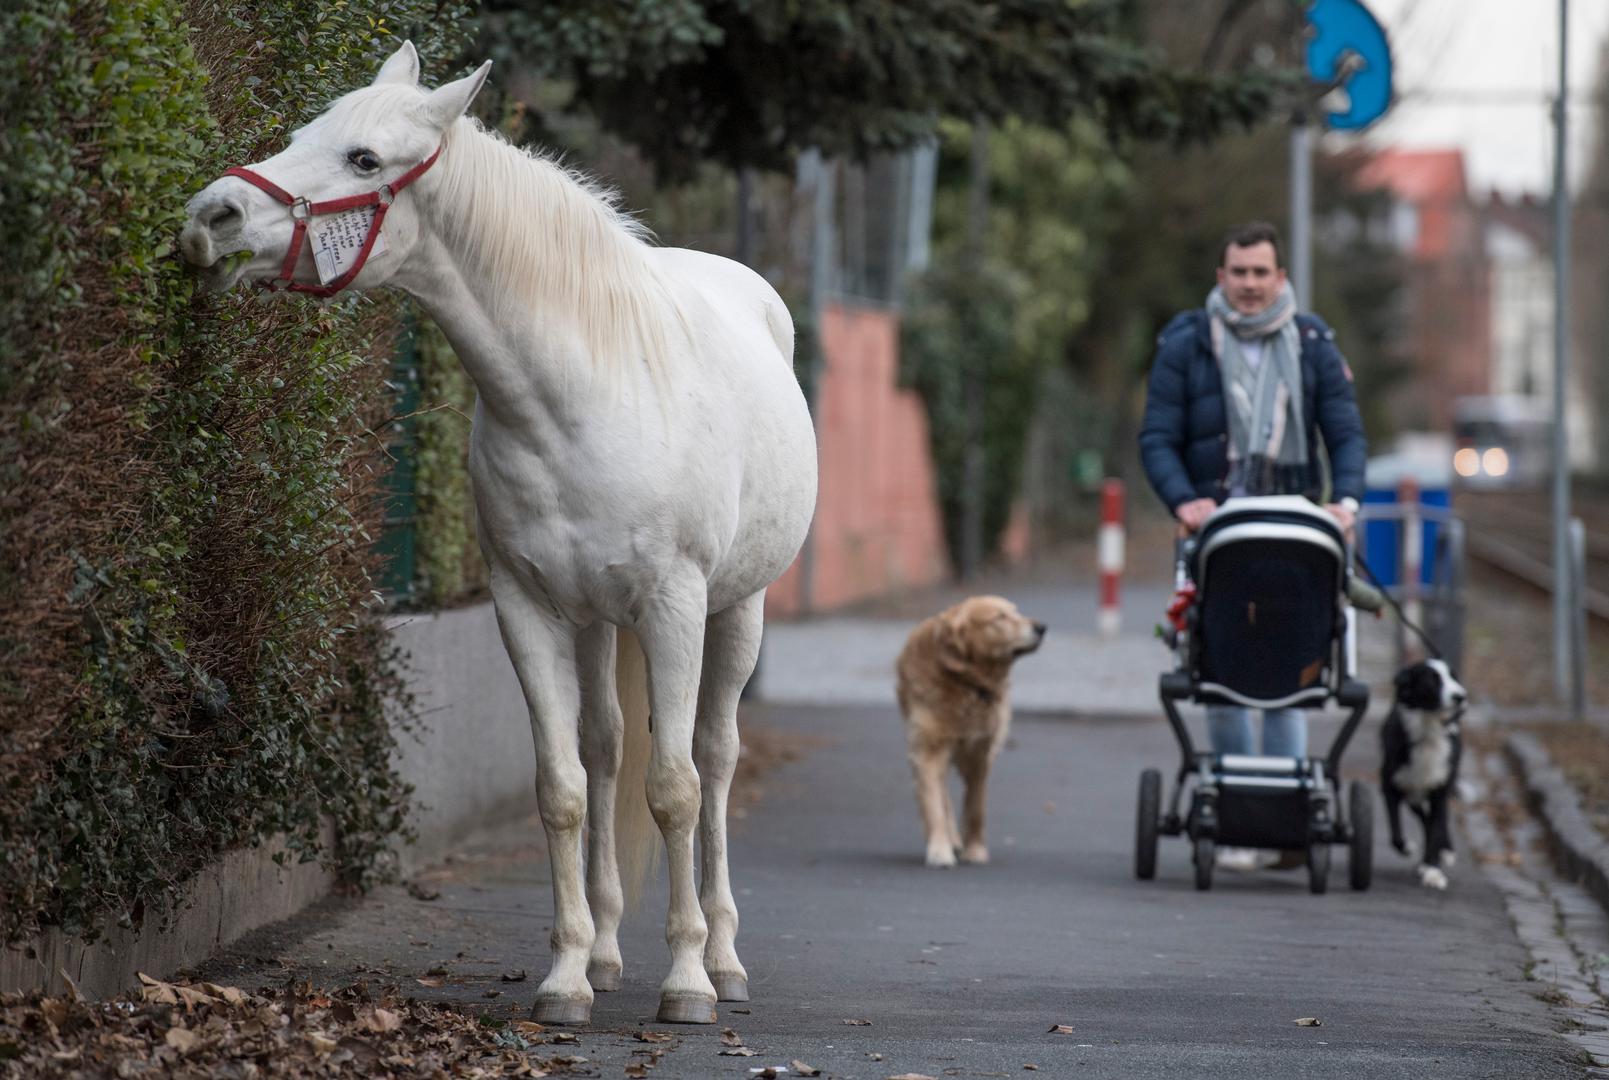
top-left (895, 596), bottom-right (1046, 868)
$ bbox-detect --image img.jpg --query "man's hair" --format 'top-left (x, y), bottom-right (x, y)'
top-left (1219, 221), bottom-right (1284, 268)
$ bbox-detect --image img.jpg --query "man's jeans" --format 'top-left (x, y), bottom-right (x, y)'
top-left (1207, 706), bottom-right (1307, 758)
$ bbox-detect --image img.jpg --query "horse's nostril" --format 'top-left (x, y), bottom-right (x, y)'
top-left (204, 200), bottom-right (242, 231)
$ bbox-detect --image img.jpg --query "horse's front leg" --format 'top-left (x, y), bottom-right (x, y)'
top-left (639, 580), bottom-right (719, 1023)
top-left (491, 582), bottom-right (592, 1024)
top-left (577, 621), bottom-right (624, 992)
top-left (694, 591), bottom-right (764, 1002)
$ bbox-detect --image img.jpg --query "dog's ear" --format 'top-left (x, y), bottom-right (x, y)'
top-left (939, 608), bottom-right (971, 653)
top-left (938, 609), bottom-right (978, 677)
top-left (1396, 662), bottom-right (1441, 709)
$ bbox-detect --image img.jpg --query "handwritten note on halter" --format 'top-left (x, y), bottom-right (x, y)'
top-left (310, 206), bottom-right (387, 285)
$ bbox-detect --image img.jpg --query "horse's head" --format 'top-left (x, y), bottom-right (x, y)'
top-left (181, 41), bottom-right (489, 295)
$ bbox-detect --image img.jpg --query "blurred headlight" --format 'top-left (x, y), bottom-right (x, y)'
top-left (1482, 447), bottom-right (1510, 477)
top-left (1454, 447), bottom-right (1480, 477)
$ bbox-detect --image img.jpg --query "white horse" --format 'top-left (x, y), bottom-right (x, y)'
top-left (180, 43), bottom-right (816, 1026)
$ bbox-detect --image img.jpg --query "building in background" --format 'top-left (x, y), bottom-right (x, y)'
top-left (1356, 148), bottom-right (1493, 433)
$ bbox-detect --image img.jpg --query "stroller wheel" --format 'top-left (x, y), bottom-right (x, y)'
top-left (1136, 769), bottom-right (1161, 880)
top-left (1348, 781), bottom-right (1374, 891)
top-left (1307, 840), bottom-right (1331, 894)
top-left (1193, 836), bottom-right (1215, 891)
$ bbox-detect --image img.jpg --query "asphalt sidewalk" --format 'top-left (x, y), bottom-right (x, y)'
top-left (193, 701), bottom-right (1584, 1079)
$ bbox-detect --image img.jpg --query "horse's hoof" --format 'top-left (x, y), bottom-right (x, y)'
top-left (656, 993), bottom-right (718, 1024)
top-left (530, 996), bottom-right (591, 1025)
top-left (711, 973), bottom-right (749, 1002)
top-left (587, 964), bottom-right (622, 992)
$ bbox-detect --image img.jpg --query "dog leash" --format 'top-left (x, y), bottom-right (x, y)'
top-left (1352, 550), bottom-right (1447, 661)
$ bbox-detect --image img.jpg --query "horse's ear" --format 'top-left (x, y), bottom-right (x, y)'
top-left (374, 40), bottom-right (420, 86)
top-left (423, 61), bottom-right (492, 129)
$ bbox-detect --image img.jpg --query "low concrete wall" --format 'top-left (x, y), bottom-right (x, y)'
top-left (3, 601), bottom-right (535, 998)
top-left (386, 602), bottom-right (537, 874)
top-left (1, 830), bottom-right (334, 999)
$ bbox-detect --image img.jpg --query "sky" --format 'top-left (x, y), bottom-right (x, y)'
top-left (1340, 0), bottom-right (1609, 197)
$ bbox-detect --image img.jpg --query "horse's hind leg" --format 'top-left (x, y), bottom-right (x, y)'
top-left (639, 580), bottom-right (719, 1024)
top-left (491, 583), bottom-right (593, 1024)
top-left (577, 621), bottom-right (624, 991)
top-left (694, 591), bottom-right (764, 1002)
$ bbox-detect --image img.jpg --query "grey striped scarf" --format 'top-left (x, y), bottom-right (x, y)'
top-left (1206, 282), bottom-right (1306, 496)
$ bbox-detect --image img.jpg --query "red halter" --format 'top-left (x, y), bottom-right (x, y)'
top-left (222, 145), bottom-right (441, 298)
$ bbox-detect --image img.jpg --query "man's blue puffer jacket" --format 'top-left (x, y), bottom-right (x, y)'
top-left (1138, 309), bottom-right (1368, 513)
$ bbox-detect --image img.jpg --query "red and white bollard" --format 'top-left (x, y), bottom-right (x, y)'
top-left (1098, 478), bottom-right (1125, 638)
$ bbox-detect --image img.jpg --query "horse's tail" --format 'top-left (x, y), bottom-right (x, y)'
top-left (613, 626), bottom-right (660, 910)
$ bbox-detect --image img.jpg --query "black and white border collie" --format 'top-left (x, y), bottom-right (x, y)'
top-left (1380, 658), bottom-right (1468, 890)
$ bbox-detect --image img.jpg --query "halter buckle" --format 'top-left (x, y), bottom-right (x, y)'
top-left (376, 184), bottom-right (395, 208)
top-left (291, 197), bottom-right (313, 221)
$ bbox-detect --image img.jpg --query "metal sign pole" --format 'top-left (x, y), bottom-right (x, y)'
top-left (1552, 0), bottom-right (1575, 708)
top-left (1290, 111), bottom-right (1313, 312)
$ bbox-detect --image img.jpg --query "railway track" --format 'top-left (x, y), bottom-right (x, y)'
top-left (1456, 488), bottom-right (1609, 624)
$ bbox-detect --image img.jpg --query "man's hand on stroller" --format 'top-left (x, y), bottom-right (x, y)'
top-left (1175, 497), bottom-right (1217, 533)
top-left (1323, 502), bottom-right (1356, 540)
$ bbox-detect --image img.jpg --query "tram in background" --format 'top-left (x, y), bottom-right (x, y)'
top-left (1450, 395), bottom-right (1552, 490)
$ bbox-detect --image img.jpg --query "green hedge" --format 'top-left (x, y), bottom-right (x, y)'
top-left (409, 316), bottom-right (483, 608)
top-left (0, 1), bottom-right (471, 943)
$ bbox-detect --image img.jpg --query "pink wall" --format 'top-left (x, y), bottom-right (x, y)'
top-left (767, 303), bottom-right (950, 616)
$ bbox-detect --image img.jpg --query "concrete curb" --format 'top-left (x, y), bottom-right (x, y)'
top-left (1506, 731), bottom-right (1609, 917)
top-left (3, 601), bottom-right (536, 999)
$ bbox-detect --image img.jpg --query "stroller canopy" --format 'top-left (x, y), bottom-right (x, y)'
top-left (1192, 496), bottom-right (1348, 709)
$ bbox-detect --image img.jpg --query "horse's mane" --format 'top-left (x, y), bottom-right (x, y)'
top-left (430, 117), bottom-right (680, 375)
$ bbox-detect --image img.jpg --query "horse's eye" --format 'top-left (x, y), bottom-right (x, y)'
top-left (347, 148), bottom-right (381, 172)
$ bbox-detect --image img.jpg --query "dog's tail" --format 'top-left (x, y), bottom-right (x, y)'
top-left (614, 627), bottom-right (660, 910)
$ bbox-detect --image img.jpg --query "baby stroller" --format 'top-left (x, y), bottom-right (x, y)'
top-left (1135, 495), bottom-right (1372, 894)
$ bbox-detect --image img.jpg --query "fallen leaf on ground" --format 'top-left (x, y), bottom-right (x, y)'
top-left (362, 1007), bottom-right (402, 1033)
top-left (791, 1060), bottom-right (821, 1076)
top-left (887, 1073), bottom-right (937, 1080)
top-left (721, 1027), bottom-right (745, 1047)
top-left (200, 983), bottom-right (247, 1006)
top-left (625, 1066), bottom-right (650, 1078)
top-left (415, 977), bottom-right (444, 988)
top-left (502, 969), bottom-right (528, 982)
top-left (552, 1031), bottom-right (579, 1043)
top-left (305, 1031), bottom-right (340, 1054)
top-left (164, 1027), bottom-right (200, 1053)
top-left (1024, 1066), bottom-right (1040, 1072)
top-left (137, 973), bottom-right (179, 1006)
top-left (748, 1069), bottom-right (781, 1079)
top-left (635, 1030), bottom-right (674, 1043)
top-left (843, 1017), bottom-right (873, 1026)
top-left (406, 882), bottom-right (441, 901)
top-left (721, 1047), bottom-right (761, 1056)
top-left (730, 1007), bottom-right (751, 1014)
top-left (1294, 1017), bottom-right (1322, 1027)
top-left (1048, 1024), bottom-right (1075, 1034)
top-left (867, 1052), bottom-right (885, 1061)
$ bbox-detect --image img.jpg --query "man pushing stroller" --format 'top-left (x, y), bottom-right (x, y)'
top-left (1138, 221), bottom-right (1368, 871)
